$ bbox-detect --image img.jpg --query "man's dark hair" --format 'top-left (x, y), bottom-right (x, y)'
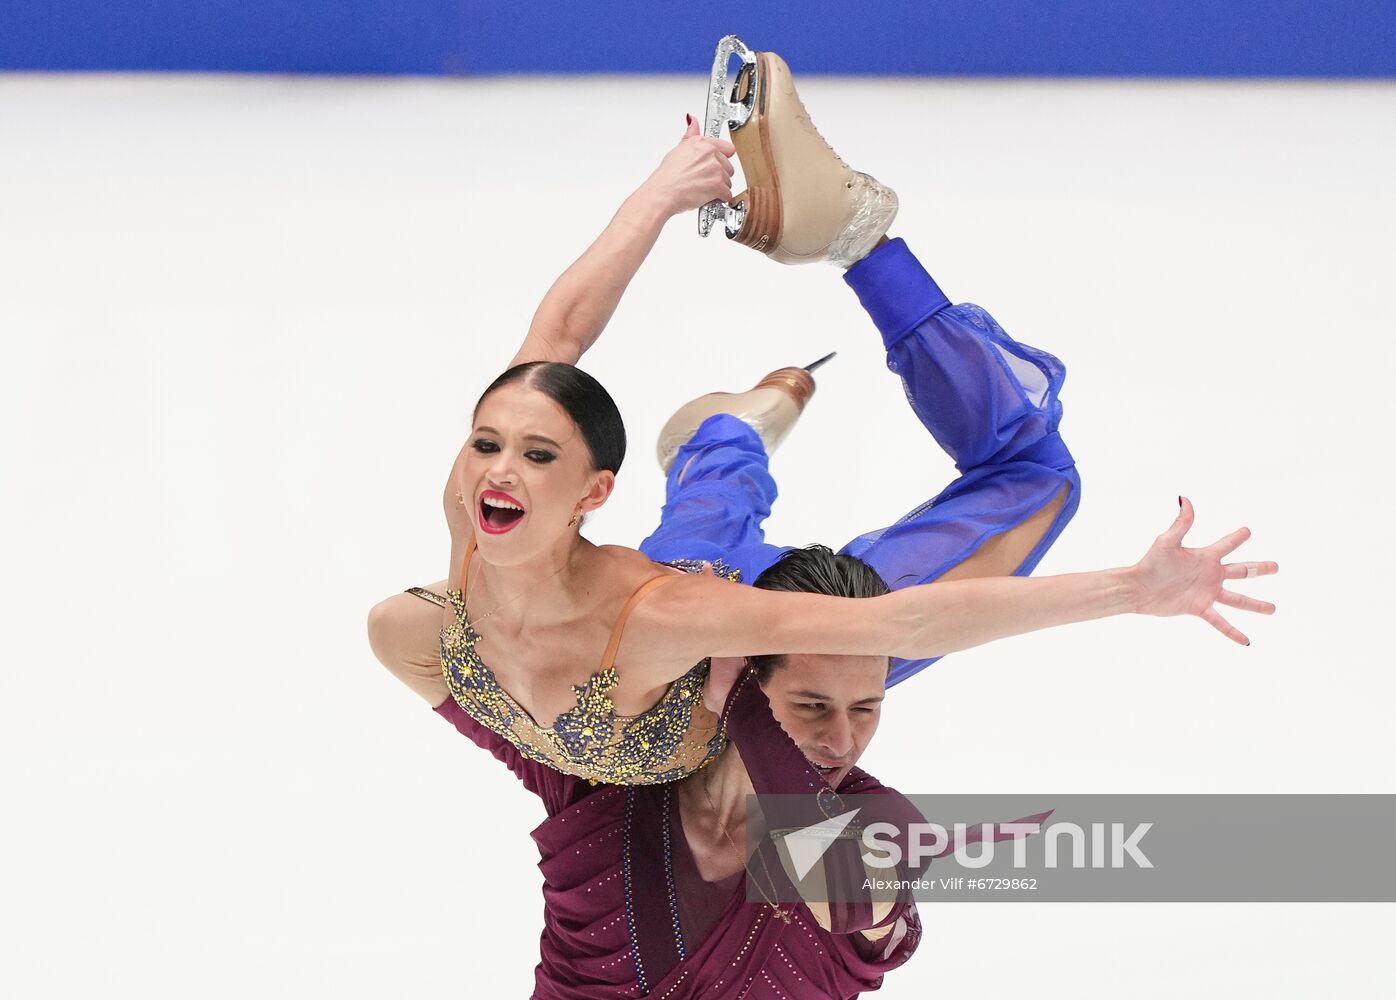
top-left (749, 545), bottom-right (890, 684)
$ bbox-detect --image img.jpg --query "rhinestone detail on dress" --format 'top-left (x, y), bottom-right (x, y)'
top-left (439, 559), bottom-right (742, 785)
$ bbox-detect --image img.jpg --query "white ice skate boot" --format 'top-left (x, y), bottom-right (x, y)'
top-left (697, 36), bottom-right (898, 266)
top-left (656, 353), bottom-right (833, 474)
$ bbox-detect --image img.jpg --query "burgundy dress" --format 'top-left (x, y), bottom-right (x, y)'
top-left (434, 676), bottom-right (922, 998)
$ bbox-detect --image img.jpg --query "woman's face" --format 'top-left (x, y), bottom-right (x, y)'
top-left (463, 381), bottom-right (612, 565)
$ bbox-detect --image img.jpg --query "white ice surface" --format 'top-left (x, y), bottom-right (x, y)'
top-left (1, 73), bottom-right (1392, 998)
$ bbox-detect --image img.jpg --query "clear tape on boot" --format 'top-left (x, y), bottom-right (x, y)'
top-left (825, 172), bottom-right (899, 267)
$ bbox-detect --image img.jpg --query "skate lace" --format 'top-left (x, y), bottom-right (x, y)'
top-left (797, 106), bottom-right (849, 172)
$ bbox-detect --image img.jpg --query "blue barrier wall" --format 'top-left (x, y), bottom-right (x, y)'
top-left (3, 1), bottom-right (1394, 76)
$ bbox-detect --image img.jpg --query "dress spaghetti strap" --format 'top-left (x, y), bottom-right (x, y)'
top-left (457, 533), bottom-right (682, 672)
top-left (598, 573), bottom-right (684, 673)
top-left (458, 535), bottom-right (478, 594)
top-left (404, 587), bottom-right (449, 608)
top-left (435, 544), bottom-right (722, 785)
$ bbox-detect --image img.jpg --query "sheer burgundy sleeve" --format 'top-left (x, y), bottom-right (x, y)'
top-left (432, 697), bottom-right (585, 816)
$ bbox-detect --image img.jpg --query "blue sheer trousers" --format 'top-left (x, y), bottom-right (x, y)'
top-left (639, 238), bottom-right (1081, 687)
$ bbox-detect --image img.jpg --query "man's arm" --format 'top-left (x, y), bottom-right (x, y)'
top-left (509, 119), bottom-right (734, 368)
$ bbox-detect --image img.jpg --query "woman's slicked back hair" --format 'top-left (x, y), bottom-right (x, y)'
top-left (475, 361), bottom-right (626, 474)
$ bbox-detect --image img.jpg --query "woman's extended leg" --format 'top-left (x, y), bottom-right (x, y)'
top-left (838, 238), bottom-right (1081, 686)
top-left (637, 237), bottom-right (1080, 664)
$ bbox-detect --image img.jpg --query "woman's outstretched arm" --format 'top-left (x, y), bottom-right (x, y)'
top-left (631, 497), bottom-right (1278, 680)
top-left (508, 119), bottom-right (734, 368)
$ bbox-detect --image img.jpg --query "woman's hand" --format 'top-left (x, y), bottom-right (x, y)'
top-left (511, 117), bottom-right (735, 368)
top-left (639, 116), bottom-right (736, 218)
top-left (1131, 496), bottom-right (1279, 644)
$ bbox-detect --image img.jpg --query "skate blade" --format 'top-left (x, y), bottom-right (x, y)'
top-left (699, 35), bottom-right (758, 239)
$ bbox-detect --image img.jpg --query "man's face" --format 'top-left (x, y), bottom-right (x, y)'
top-left (761, 653), bottom-right (887, 789)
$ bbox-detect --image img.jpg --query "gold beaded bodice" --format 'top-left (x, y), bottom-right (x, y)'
top-left (421, 541), bottom-right (739, 786)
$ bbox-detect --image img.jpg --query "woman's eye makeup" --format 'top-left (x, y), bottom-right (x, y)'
top-left (470, 438), bottom-right (554, 464)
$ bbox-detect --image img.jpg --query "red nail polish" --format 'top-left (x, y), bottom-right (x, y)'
top-left (1178, 496), bottom-right (1182, 507)
top-left (686, 113), bottom-right (693, 126)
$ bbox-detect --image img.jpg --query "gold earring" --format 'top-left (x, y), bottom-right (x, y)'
top-left (568, 511), bottom-right (581, 527)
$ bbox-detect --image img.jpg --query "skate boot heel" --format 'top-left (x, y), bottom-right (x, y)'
top-left (753, 367), bottom-right (816, 407)
top-left (732, 186), bottom-right (780, 254)
top-left (656, 358), bottom-right (828, 474)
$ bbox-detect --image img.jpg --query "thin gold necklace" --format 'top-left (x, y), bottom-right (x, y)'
top-left (700, 766), bottom-right (791, 924)
top-left (462, 556), bottom-right (566, 633)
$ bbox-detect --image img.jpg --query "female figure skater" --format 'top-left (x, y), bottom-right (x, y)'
top-left (369, 41), bottom-right (1278, 994)
top-left (367, 101), bottom-right (1070, 992)
top-left (368, 46), bottom-right (1277, 790)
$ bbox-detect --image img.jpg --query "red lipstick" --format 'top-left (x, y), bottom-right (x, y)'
top-left (478, 489), bottom-right (527, 535)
